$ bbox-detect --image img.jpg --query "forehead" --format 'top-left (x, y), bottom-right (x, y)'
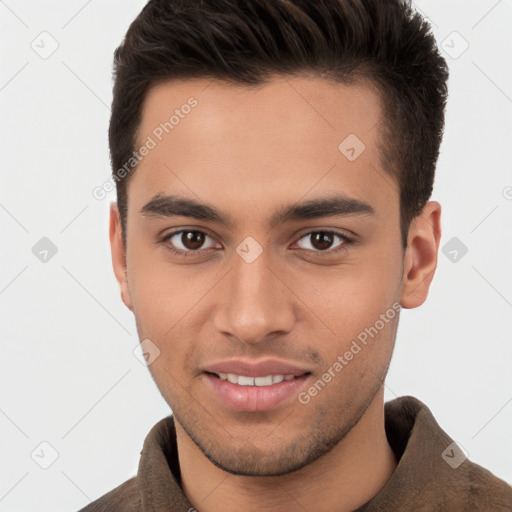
top-left (128, 74), bottom-right (395, 220)
top-left (138, 74), bottom-right (382, 149)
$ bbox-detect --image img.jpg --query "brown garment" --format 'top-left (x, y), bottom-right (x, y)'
top-left (77, 396), bottom-right (512, 511)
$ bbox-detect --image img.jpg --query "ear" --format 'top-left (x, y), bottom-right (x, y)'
top-left (400, 201), bottom-right (442, 309)
top-left (109, 202), bottom-right (133, 311)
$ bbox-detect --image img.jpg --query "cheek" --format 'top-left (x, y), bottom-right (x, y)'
top-left (127, 243), bottom-right (196, 317)
top-left (126, 249), bottom-right (219, 360)
top-left (126, 245), bottom-right (177, 341)
top-left (295, 251), bottom-right (401, 331)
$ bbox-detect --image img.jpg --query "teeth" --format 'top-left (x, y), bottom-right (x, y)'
top-left (217, 373), bottom-right (297, 386)
top-left (238, 375), bottom-right (254, 386)
top-left (226, 373), bottom-right (238, 384)
top-left (255, 375), bottom-right (273, 386)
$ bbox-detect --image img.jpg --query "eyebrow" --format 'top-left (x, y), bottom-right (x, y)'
top-left (140, 193), bottom-right (375, 229)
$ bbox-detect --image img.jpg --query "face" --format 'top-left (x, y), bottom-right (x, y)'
top-left (110, 74), bottom-right (433, 476)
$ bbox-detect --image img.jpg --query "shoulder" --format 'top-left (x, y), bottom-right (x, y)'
top-left (452, 459), bottom-right (512, 511)
top-left (75, 476), bottom-right (141, 512)
top-left (384, 396), bottom-right (512, 510)
top-left (410, 459), bottom-right (512, 511)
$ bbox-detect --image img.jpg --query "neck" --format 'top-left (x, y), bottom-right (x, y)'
top-left (175, 386), bottom-right (397, 512)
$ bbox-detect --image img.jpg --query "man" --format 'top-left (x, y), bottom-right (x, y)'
top-left (79, 0), bottom-right (512, 510)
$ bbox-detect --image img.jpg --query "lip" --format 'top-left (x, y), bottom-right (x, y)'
top-left (203, 372), bottom-right (311, 412)
top-left (201, 358), bottom-right (311, 378)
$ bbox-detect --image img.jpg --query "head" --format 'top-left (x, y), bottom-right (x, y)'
top-left (109, 0), bottom-right (448, 476)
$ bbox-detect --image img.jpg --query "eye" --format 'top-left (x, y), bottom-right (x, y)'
top-left (162, 230), bottom-right (220, 255)
top-left (161, 228), bottom-right (353, 258)
top-left (295, 230), bottom-right (352, 254)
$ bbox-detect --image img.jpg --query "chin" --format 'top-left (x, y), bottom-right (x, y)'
top-left (203, 448), bottom-right (313, 477)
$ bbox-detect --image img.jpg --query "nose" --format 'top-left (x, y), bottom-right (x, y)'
top-left (212, 248), bottom-right (296, 345)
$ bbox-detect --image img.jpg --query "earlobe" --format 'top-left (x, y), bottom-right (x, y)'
top-left (109, 202), bottom-right (133, 312)
top-left (400, 201), bottom-right (442, 309)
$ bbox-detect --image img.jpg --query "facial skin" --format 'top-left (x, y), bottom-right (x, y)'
top-left (110, 74), bottom-right (441, 512)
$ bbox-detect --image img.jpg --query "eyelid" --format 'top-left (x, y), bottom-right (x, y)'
top-left (292, 229), bottom-right (353, 254)
top-left (162, 228), bottom-right (220, 252)
top-left (161, 227), bottom-right (354, 257)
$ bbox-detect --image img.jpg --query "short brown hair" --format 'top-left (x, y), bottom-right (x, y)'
top-left (109, 0), bottom-right (449, 249)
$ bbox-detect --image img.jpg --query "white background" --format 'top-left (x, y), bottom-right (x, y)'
top-left (1, 1), bottom-right (511, 510)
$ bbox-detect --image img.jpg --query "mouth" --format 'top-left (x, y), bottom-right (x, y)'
top-left (205, 371), bottom-right (309, 386)
top-left (202, 371), bottom-right (312, 411)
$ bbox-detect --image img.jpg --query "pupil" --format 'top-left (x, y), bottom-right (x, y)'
top-left (183, 231), bottom-right (204, 250)
top-left (312, 232), bottom-right (333, 251)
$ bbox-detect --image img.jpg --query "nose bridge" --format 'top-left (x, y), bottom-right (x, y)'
top-left (213, 247), bottom-right (295, 344)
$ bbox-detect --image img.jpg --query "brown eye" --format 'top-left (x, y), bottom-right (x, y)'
top-left (164, 230), bottom-right (218, 254)
top-left (181, 231), bottom-right (205, 250)
top-left (296, 231), bottom-right (348, 253)
top-left (311, 232), bottom-right (334, 251)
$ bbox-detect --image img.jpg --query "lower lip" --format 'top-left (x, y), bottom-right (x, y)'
top-left (203, 373), bottom-right (310, 412)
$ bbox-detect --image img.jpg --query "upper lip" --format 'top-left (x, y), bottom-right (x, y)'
top-left (201, 359), bottom-right (311, 378)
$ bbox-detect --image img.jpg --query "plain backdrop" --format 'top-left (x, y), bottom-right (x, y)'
top-left (1, 1), bottom-right (511, 510)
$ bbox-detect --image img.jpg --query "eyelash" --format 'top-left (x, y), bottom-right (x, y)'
top-left (160, 229), bottom-right (354, 258)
